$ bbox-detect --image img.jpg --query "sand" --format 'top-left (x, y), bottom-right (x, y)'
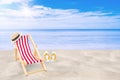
top-left (0, 50), bottom-right (120, 80)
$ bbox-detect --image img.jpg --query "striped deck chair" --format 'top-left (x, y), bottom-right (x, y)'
top-left (14, 34), bottom-right (46, 76)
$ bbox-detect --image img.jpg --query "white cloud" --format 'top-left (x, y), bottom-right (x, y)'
top-left (0, 0), bottom-right (31, 5)
top-left (0, 0), bottom-right (120, 29)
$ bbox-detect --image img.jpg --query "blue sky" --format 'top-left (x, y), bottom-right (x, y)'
top-left (34, 0), bottom-right (120, 13)
top-left (0, 0), bottom-right (120, 29)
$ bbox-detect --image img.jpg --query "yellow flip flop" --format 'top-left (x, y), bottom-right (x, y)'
top-left (51, 51), bottom-right (56, 62)
top-left (44, 51), bottom-right (51, 62)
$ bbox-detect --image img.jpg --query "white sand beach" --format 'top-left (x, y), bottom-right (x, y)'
top-left (0, 50), bottom-right (120, 80)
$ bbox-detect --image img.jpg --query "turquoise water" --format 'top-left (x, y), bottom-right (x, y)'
top-left (0, 29), bottom-right (120, 50)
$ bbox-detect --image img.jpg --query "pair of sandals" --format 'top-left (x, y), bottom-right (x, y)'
top-left (44, 51), bottom-right (56, 62)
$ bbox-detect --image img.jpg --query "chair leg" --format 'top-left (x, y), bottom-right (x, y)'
top-left (21, 62), bottom-right (28, 76)
top-left (40, 61), bottom-right (47, 71)
top-left (14, 48), bottom-right (17, 61)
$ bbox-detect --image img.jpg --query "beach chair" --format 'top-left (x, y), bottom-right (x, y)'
top-left (11, 33), bottom-right (46, 76)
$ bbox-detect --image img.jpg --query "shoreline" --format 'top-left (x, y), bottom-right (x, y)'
top-left (1, 49), bottom-right (120, 51)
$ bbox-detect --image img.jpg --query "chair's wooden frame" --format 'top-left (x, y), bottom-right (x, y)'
top-left (13, 34), bottom-right (47, 76)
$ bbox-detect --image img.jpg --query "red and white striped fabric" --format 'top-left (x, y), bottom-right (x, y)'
top-left (16, 35), bottom-right (42, 64)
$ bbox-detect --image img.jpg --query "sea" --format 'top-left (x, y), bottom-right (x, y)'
top-left (0, 29), bottom-right (120, 50)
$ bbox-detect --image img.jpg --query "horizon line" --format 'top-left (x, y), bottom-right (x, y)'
top-left (1, 28), bottom-right (120, 31)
